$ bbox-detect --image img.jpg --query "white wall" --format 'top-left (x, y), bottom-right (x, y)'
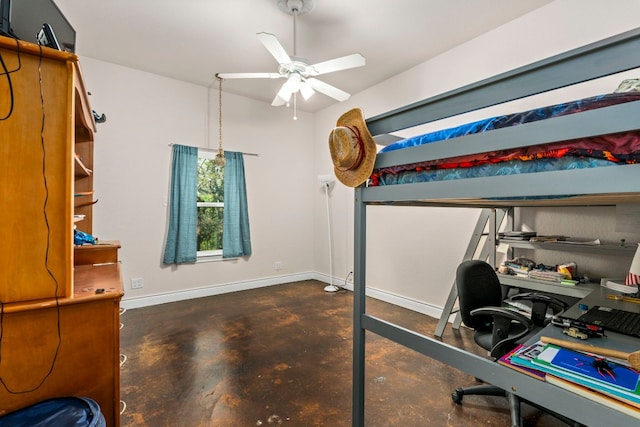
top-left (81, 58), bottom-right (316, 307)
top-left (313, 0), bottom-right (640, 317)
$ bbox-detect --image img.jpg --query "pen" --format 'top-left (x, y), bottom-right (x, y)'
top-left (607, 294), bottom-right (640, 304)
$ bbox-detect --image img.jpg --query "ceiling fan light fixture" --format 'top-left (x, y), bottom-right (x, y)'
top-left (300, 82), bottom-right (315, 100)
top-left (287, 73), bottom-right (303, 92)
top-left (276, 82), bottom-right (294, 104)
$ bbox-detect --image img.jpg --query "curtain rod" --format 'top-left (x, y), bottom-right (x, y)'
top-left (168, 143), bottom-right (259, 157)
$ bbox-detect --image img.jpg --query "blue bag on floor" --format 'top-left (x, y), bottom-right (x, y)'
top-left (0, 397), bottom-right (106, 427)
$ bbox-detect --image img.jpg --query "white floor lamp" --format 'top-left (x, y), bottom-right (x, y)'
top-left (319, 174), bottom-right (339, 292)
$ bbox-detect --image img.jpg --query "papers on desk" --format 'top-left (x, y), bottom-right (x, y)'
top-left (534, 345), bottom-right (639, 394)
top-left (504, 341), bottom-right (640, 410)
top-left (498, 343), bottom-right (546, 380)
top-left (601, 277), bottom-right (639, 294)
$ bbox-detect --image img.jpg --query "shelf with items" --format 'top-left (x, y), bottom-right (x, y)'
top-left (498, 274), bottom-right (599, 299)
top-left (499, 239), bottom-right (638, 286)
top-left (500, 237), bottom-right (638, 292)
top-left (73, 61), bottom-right (96, 235)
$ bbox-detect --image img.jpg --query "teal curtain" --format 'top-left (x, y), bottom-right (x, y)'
top-left (163, 144), bottom-right (198, 264)
top-left (223, 151), bottom-right (252, 258)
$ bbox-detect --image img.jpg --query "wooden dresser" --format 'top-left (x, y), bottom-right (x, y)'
top-left (0, 36), bottom-right (123, 426)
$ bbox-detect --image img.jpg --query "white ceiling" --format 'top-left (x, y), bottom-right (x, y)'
top-left (55, 0), bottom-right (553, 113)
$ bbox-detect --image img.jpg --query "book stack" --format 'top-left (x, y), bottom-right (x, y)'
top-left (498, 231), bottom-right (538, 241)
top-left (498, 342), bottom-right (546, 380)
top-left (529, 235), bottom-right (568, 242)
top-left (502, 261), bottom-right (532, 276)
top-left (528, 269), bottom-right (567, 283)
top-left (503, 341), bottom-right (640, 416)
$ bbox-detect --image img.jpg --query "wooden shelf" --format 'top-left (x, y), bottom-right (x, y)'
top-left (74, 153), bottom-right (92, 177)
top-left (74, 241), bottom-right (121, 266)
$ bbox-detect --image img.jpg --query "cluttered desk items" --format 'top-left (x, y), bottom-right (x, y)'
top-left (499, 256), bottom-right (582, 286)
top-left (495, 276), bottom-right (640, 417)
top-left (500, 335), bottom-right (640, 415)
top-left (534, 342), bottom-right (640, 407)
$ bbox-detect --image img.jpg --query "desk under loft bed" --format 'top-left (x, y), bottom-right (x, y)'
top-left (351, 28), bottom-right (640, 426)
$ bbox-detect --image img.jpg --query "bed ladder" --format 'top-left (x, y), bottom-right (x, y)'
top-left (434, 207), bottom-right (509, 338)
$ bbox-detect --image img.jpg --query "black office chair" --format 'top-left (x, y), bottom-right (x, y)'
top-left (450, 259), bottom-right (581, 427)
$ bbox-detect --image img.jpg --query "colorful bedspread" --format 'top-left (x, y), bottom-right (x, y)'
top-left (371, 93), bottom-right (640, 187)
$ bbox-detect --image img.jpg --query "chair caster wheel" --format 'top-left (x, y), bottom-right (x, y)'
top-left (451, 387), bottom-right (464, 404)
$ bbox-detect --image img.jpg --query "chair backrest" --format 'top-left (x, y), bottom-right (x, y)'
top-left (456, 260), bottom-right (503, 330)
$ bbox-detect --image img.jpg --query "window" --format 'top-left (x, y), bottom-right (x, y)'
top-left (163, 146), bottom-right (250, 265)
top-left (197, 151), bottom-right (224, 257)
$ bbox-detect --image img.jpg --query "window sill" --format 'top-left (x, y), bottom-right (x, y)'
top-left (196, 255), bottom-right (238, 263)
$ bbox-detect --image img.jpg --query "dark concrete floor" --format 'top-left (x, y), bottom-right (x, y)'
top-left (119, 280), bottom-right (569, 427)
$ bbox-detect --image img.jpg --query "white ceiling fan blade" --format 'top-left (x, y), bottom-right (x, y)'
top-left (308, 54), bottom-right (366, 76)
top-left (257, 32), bottom-right (292, 65)
top-left (216, 72), bottom-right (282, 79)
top-left (305, 78), bottom-right (350, 101)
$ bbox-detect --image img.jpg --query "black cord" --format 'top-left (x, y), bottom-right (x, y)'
top-left (344, 271), bottom-right (353, 288)
top-left (0, 43), bottom-right (62, 394)
top-left (331, 271), bottom-right (352, 292)
top-left (0, 39), bottom-right (22, 121)
top-left (0, 37), bottom-right (22, 121)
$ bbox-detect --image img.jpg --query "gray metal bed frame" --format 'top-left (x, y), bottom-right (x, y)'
top-left (352, 27), bottom-right (640, 426)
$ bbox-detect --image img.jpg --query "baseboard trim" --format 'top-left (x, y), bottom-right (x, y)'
top-left (365, 286), bottom-right (445, 319)
top-left (313, 272), bottom-right (444, 319)
top-left (121, 272), bottom-right (445, 320)
top-left (121, 272), bottom-right (315, 309)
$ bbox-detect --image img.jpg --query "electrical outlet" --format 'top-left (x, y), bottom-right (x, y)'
top-left (273, 261), bottom-right (283, 271)
top-left (130, 277), bottom-right (144, 289)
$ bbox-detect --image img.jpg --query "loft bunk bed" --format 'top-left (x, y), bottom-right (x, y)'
top-left (348, 28), bottom-right (640, 426)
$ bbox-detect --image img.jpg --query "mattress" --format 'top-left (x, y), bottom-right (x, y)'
top-left (370, 92), bottom-right (640, 187)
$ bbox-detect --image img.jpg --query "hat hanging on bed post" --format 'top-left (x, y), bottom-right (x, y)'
top-left (214, 76), bottom-right (226, 168)
top-left (328, 108), bottom-right (377, 187)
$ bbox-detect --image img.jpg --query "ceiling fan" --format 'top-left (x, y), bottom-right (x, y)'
top-left (217, 0), bottom-right (365, 110)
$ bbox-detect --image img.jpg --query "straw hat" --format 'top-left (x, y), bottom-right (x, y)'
top-left (328, 108), bottom-right (377, 187)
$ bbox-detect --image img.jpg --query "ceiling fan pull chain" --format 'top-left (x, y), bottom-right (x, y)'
top-left (215, 76), bottom-right (226, 167)
top-left (293, 93), bottom-right (298, 120)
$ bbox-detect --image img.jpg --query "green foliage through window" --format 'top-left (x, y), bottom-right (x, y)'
top-left (197, 157), bottom-right (224, 253)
